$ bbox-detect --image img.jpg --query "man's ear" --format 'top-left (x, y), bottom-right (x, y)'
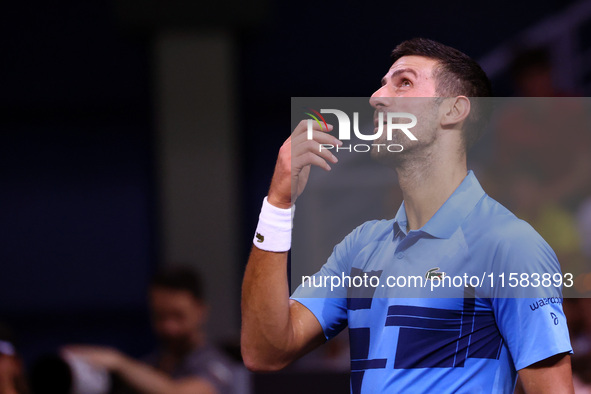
top-left (441, 96), bottom-right (470, 128)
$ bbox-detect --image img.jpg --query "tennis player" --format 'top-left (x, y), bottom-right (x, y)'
top-left (241, 38), bottom-right (574, 393)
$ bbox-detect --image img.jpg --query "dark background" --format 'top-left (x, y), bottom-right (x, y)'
top-left (1, 0), bottom-right (590, 377)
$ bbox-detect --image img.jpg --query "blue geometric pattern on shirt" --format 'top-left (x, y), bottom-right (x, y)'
top-left (350, 327), bottom-right (387, 394)
top-left (387, 297), bottom-right (504, 369)
top-left (346, 268), bottom-right (383, 311)
top-left (348, 296), bottom-right (504, 393)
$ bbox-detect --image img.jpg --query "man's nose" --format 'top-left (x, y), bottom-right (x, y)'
top-left (370, 87), bottom-right (393, 109)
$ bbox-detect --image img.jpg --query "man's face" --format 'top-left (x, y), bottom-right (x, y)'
top-left (149, 287), bottom-right (206, 351)
top-left (369, 55), bottom-right (442, 162)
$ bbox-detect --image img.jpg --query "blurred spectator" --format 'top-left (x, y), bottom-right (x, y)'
top-left (510, 47), bottom-right (572, 97)
top-left (0, 323), bottom-right (29, 394)
top-left (63, 266), bottom-right (244, 394)
top-left (490, 47), bottom-right (591, 209)
top-left (564, 298), bottom-right (591, 392)
top-left (577, 198), bottom-right (591, 259)
top-left (506, 163), bottom-right (584, 272)
top-left (492, 98), bottom-right (591, 208)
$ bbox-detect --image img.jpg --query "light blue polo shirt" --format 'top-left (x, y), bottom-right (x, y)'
top-left (291, 170), bottom-right (572, 394)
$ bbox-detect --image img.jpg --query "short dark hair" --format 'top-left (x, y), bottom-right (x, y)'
top-left (391, 38), bottom-right (493, 149)
top-left (150, 266), bottom-right (204, 300)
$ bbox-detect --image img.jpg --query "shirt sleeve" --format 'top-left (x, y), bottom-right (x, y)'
top-left (491, 220), bottom-right (573, 370)
top-left (290, 223), bottom-right (369, 341)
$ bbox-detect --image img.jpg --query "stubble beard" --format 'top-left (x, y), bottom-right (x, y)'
top-left (370, 108), bottom-right (439, 170)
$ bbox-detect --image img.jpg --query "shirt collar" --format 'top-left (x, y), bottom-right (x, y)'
top-left (393, 170), bottom-right (486, 239)
top-left (393, 203), bottom-right (409, 236)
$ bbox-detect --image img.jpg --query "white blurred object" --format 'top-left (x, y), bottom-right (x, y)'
top-left (62, 353), bottom-right (111, 394)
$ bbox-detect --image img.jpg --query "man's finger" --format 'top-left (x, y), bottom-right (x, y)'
top-left (291, 129), bottom-right (342, 150)
top-left (292, 139), bottom-right (338, 165)
top-left (293, 119), bottom-right (334, 137)
top-left (293, 152), bottom-right (332, 172)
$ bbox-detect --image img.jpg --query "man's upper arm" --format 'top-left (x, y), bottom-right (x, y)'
top-left (288, 299), bottom-right (328, 357)
top-left (518, 353), bottom-right (574, 394)
top-left (491, 221), bottom-right (572, 370)
top-left (289, 222), bottom-right (371, 343)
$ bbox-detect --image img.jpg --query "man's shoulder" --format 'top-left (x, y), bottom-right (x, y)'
top-left (330, 219), bottom-right (394, 263)
top-left (469, 195), bottom-right (555, 259)
top-left (471, 195), bottom-right (539, 238)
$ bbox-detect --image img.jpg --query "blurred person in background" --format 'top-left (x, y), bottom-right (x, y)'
top-left (64, 266), bottom-right (239, 394)
top-left (510, 48), bottom-right (573, 98)
top-left (504, 162), bottom-right (586, 277)
top-left (563, 298), bottom-right (591, 393)
top-left (577, 199), bottom-right (591, 261)
top-left (0, 323), bottom-right (28, 394)
top-left (492, 47), bottom-right (591, 208)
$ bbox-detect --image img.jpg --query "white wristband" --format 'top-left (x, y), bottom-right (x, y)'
top-left (253, 196), bottom-right (295, 252)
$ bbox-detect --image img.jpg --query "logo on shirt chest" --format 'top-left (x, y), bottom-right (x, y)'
top-left (425, 267), bottom-right (446, 281)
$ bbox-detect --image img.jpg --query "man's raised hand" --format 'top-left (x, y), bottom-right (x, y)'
top-left (267, 120), bottom-right (342, 209)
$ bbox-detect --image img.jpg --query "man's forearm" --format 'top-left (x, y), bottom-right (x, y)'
top-left (241, 246), bottom-right (294, 371)
top-left (519, 353), bottom-right (574, 394)
top-left (241, 121), bottom-right (335, 371)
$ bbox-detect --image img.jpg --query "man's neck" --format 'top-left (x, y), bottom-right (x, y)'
top-left (396, 153), bottom-right (467, 231)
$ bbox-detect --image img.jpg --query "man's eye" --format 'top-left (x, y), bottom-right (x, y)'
top-left (401, 79), bottom-right (412, 87)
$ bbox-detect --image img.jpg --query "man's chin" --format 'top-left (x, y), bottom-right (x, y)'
top-left (370, 146), bottom-right (406, 167)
